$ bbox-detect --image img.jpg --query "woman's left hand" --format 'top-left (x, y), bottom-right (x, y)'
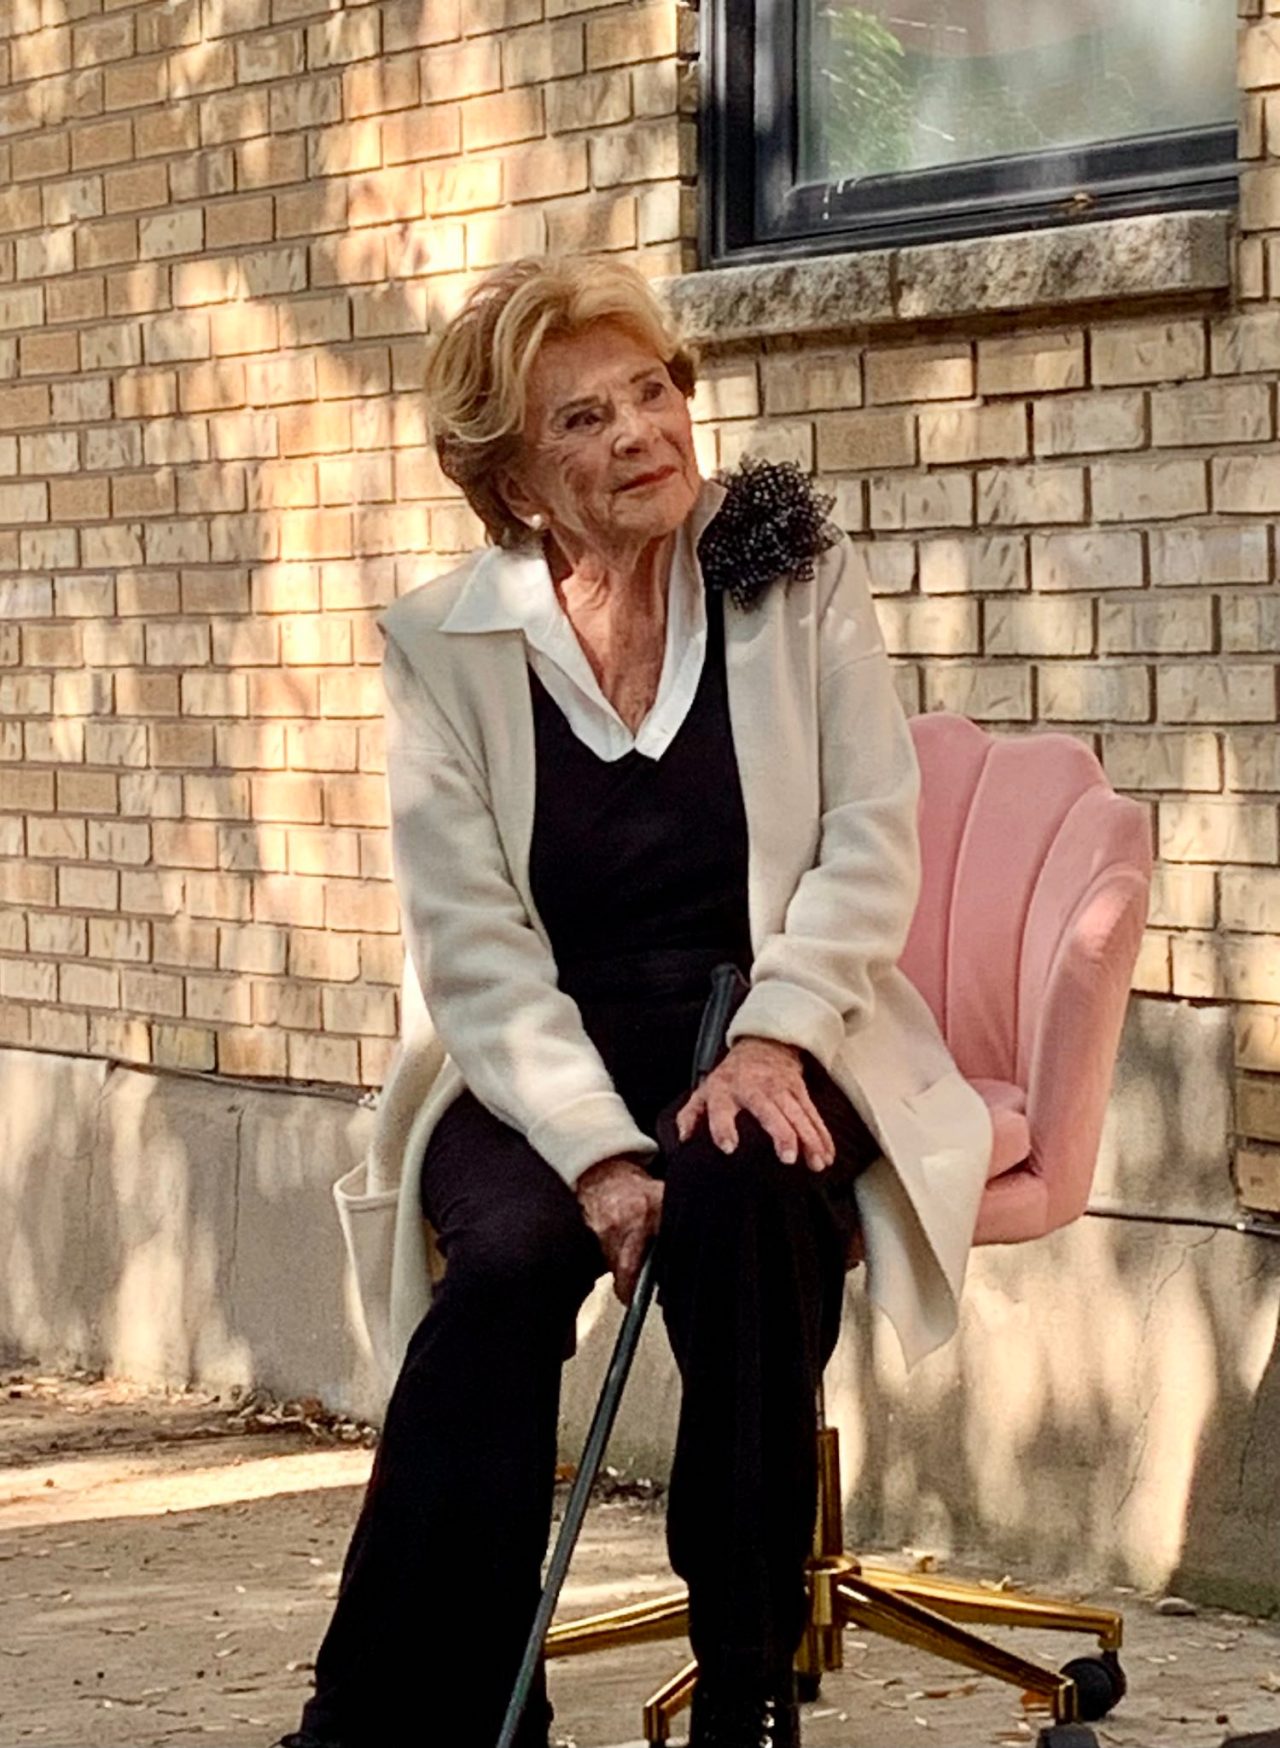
top-left (675, 1037), bottom-right (836, 1172)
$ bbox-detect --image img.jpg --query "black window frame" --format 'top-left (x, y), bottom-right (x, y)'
top-left (703, 0), bottom-right (1240, 267)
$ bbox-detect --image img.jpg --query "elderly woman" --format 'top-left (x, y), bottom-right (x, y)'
top-left (281, 256), bottom-right (989, 1748)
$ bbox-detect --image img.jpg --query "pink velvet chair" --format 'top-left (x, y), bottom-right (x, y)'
top-left (547, 711), bottom-right (1154, 1747)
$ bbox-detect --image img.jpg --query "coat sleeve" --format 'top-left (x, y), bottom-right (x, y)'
top-left (381, 630), bottom-right (658, 1185)
top-left (726, 537), bottom-right (922, 1070)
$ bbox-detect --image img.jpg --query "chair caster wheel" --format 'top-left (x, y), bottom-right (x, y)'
top-left (795, 1672), bottom-right (821, 1703)
top-left (1061, 1651), bottom-right (1127, 1720)
top-left (1036, 1727), bottom-right (1099, 1748)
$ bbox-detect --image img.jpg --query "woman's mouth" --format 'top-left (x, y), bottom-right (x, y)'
top-left (615, 467), bottom-right (677, 493)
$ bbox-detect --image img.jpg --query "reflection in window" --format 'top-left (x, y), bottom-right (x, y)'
top-left (800, 0), bottom-right (1238, 184)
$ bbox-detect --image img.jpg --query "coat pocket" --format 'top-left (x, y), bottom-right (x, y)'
top-left (333, 1160), bottom-right (399, 1382)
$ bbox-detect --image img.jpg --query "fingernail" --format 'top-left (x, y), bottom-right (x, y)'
top-left (781, 1147), bottom-right (796, 1164)
top-left (718, 1137), bottom-right (734, 1153)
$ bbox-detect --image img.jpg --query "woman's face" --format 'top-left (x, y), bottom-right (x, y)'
top-left (504, 320), bottom-right (701, 563)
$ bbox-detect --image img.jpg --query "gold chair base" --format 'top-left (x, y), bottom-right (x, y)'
top-left (545, 1428), bottom-right (1123, 1746)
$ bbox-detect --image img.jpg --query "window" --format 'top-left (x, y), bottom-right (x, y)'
top-left (705, 0), bottom-right (1239, 264)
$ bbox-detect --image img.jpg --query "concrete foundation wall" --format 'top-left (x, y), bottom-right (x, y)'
top-left (5, 994), bottom-right (1278, 1612)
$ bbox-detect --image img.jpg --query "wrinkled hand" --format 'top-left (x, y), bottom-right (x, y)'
top-left (675, 1037), bottom-right (835, 1172)
top-left (575, 1156), bottom-right (664, 1304)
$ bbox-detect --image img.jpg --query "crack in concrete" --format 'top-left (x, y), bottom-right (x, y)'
top-left (1114, 1230), bottom-right (1217, 1520)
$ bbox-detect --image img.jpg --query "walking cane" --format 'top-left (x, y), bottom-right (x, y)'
top-left (496, 963), bottom-right (748, 1748)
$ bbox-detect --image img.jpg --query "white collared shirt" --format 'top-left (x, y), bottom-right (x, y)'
top-left (439, 498), bottom-right (712, 764)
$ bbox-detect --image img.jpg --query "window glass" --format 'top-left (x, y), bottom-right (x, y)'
top-left (799, 0), bottom-right (1238, 184)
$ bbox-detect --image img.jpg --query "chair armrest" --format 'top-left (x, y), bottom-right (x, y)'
top-left (1022, 865), bottom-right (1150, 1233)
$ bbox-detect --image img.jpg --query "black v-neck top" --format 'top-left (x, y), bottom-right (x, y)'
top-left (527, 600), bottom-right (752, 1121)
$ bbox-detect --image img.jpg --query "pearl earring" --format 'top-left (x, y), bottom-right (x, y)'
top-left (528, 512), bottom-right (545, 532)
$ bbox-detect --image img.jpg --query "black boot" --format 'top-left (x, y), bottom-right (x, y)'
top-left (689, 1673), bottom-right (800, 1747)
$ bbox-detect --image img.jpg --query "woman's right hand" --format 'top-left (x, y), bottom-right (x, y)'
top-left (575, 1156), bottom-right (663, 1305)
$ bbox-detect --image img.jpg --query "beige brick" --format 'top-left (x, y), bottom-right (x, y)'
top-left (546, 69), bottom-right (630, 133)
top-left (1238, 1143), bottom-right (1280, 1214)
top-left (1153, 381), bottom-right (1273, 449)
top-left (151, 1023), bottom-right (216, 1071)
top-left (976, 466), bottom-right (1084, 526)
top-left (307, 9), bottom-right (381, 69)
top-left (1160, 798), bottom-right (1278, 864)
top-left (1039, 664), bottom-right (1150, 724)
top-left (139, 210), bottom-right (203, 260)
top-left (219, 823), bottom-right (287, 874)
top-left (120, 870), bottom-right (186, 917)
top-left (250, 874), bottom-right (324, 929)
top-left (462, 0), bottom-right (539, 30)
top-left (87, 819), bottom-right (151, 865)
top-left (1131, 930), bottom-right (1171, 994)
top-left (1241, 165), bottom-right (1280, 233)
top-left (217, 1026), bottom-right (287, 1077)
top-left (321, 983), bottom-right (397, 1035)
top-left (1151, 525), bottom-right (1270, 588)
top-left (976, 331), bottom-right (1085, 397)
top-left (1098, 727), bottom-right (1217, 797)
top-left (27, 816), bottom-right (86, 860)
top-left (20, 330), bottom-right (81, 376)
top-left (288, 826), bottom-right (360, 878)
top-left (1241, 16), bottom-right (1280, 86)
top-left (922, 662), bottom-right (1032, 722)
top-left (591, 118), bottom-right (693, 186)
top-left (184, 875), bottom-right (251, 927)
top-left (0, 960), bottom-right (57, 1005)
top-left (866, 343), bottom-right (972, 405)
top-left (1100, 598), bottom-right (1215, 655)
top-left (253, 979), bottom-right (322, 1029)
top-left (1223, 593), bottom-right (1280, 653)
top-left (587, 2), bottom-right (680, 67)
top-left (1214, 456), bottom-right (1280, 515)
top-left (0, 482), bottom-right (47, 520)
top-left (236, 28), bottom-right (303, 84)
top-left (1092, 321), bottom-right (1205, 386)
top-left (1034, 391), bottom-right (1145, 457)
top-left (815, 410), bottom-right (914, 473)
top-left (383, 0), bottom-right (461, 51)
top-left (1093, 458), bottom-right (1209, 524)
top-left (545, 191), bottom-right (637, 253)
top-left (419, 38), bottom-right (499, 106)
top-left (289, 928), bottom-right (361, 980)
top-left (466, 207), bottom-right (547, 269)
top-left (57, 770), bottom-right (118, 815)
top-left (1226, 729), bottom-right (1280, 793)
top-left (104, 56), bottom-right (168, 114)
top-left (59, 864), bottom-right (120, 910)
top-left (758, 351), bottom-right (859, 416)
top-left (1158, 662), bottom-right (1276, 724)
top-left (288, 1032), bottom-right (359, 1083)
top-left (504, 21), bottom-right (584, 86)
top-left (1210, 310), bottom-right (1280, 375)
top-left (218, 922), bottom-right (287, 975)
top-left (382, 105), bottom-right (458, 164)
top-left (459, 86), bottom-right (541, 151)
top-left (845, 541), bottom-right (915, 596)
top-left (325, 877), bottom-right (399, 932)
top-left (1146, 862), bottom-right (1216, 929)
top-left (72, 118), bottom-right (134, 173)
top-left (923, 531), bottom-right (1028, 594)
top-left (419, 159), bottom-right (500, 215)
top-left (13, 128), bottom-right (70, 182)
top-left (120, 773), bottom-right (184, 821)
top-left (1223, 869), bottom-right (1280, 933)
top-left (869, 472), bottom-right (971, 532)
top-left (236, 134), bottom-right (306, 191)
top-left (985, 597), bottom-right (1093, 657)
top-left (1238, 1007), bottom-right (1280, 1074)
top-left (1173, 935), bottom-right (1280, 1005)
top-left (505, 137), bottom-right (588, 204)
top-left (718, 420), bottom-right (813, 473)
top-left (921, 403), bottom-right (1027, 466)
top-left (876, 598), bottom-right (978, 657)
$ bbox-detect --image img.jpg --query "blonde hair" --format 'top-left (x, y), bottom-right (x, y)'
top-left (424, 256), bottom-right (697, 548)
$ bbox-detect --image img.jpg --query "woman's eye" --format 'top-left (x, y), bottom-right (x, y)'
top-left (641, 378), bottom-right (665, 401)
top-left (565, 407), bottom-right (604, 431)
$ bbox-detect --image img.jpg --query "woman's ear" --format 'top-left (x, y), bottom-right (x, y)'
top-left (498, 468), bottom-right (543, 530)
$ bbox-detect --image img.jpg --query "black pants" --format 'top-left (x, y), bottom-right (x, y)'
top-left (302, 1054), bottom-right (876, 1746)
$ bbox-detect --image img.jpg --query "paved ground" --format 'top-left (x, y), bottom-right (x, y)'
top-left (3, 1372), bottom-right (1280, 1748)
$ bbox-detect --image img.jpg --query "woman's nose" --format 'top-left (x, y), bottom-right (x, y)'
top-left (612, 400), bottom-right (655, 450)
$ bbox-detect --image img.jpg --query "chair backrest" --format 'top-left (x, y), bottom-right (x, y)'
top-left (900, 713), bottom-right (1152, 1245)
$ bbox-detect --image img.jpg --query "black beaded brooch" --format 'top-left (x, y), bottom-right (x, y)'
top-left (697, 458), bottom-right (841, 611)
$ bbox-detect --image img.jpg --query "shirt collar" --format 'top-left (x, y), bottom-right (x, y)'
top-left (438, 475), bottom-right (727, 637)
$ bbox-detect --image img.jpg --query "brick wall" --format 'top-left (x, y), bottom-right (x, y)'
top-left (1, 0), bottom-right (1278, 1206)
top-left (0, 0), bottom-right (696, 1087)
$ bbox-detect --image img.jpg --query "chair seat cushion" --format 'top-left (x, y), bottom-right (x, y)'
top-left (970, 1078), bottom-right (1031, 1181)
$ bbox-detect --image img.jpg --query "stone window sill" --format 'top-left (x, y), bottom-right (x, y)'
top-left (660, 211), bottom-right (1233, 348)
